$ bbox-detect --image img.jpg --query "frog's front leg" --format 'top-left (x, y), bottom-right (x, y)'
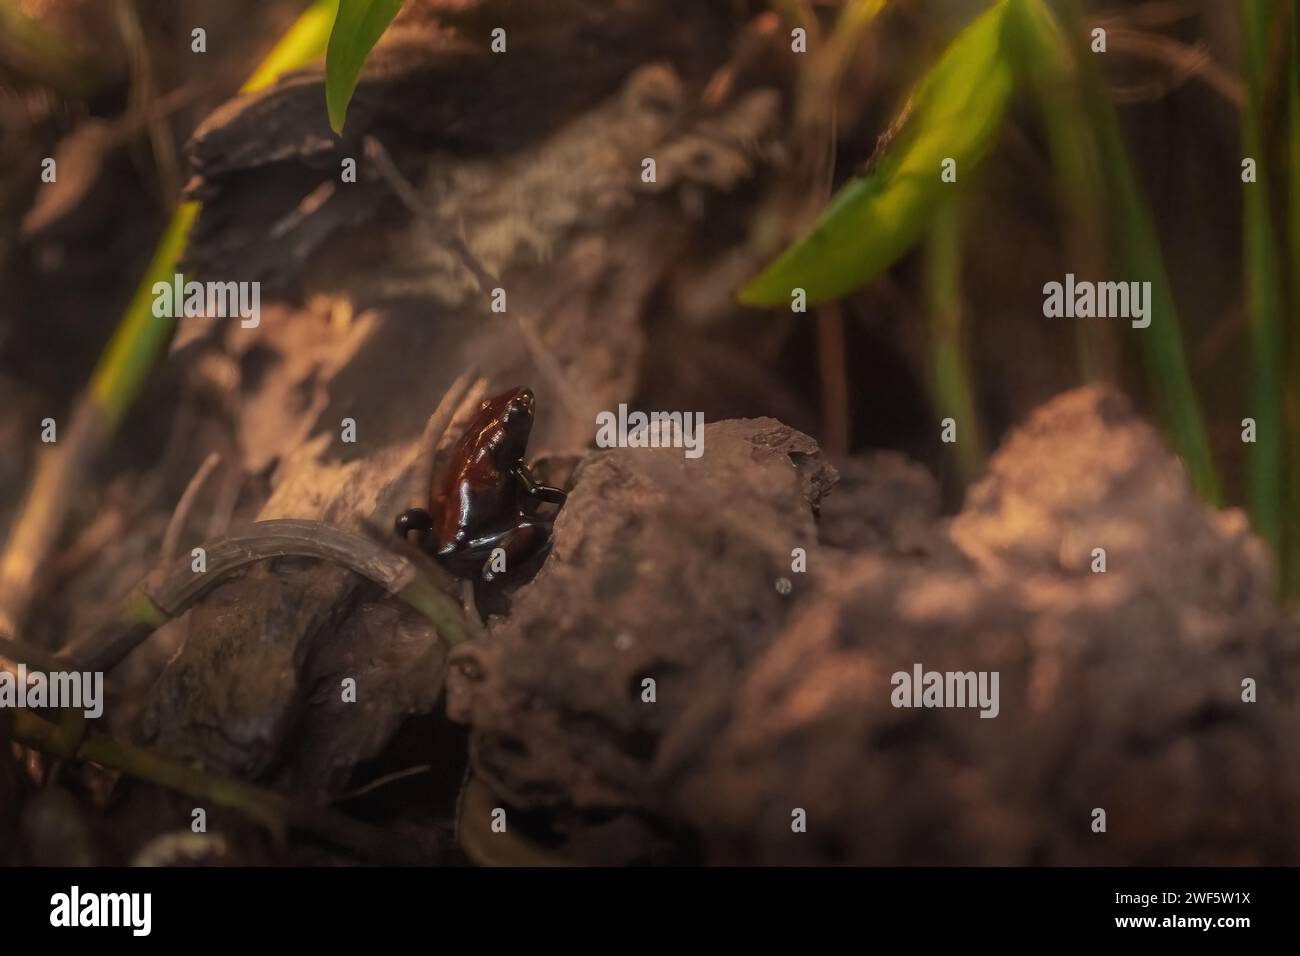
top-left (514, 463), bottom-right (567, 512)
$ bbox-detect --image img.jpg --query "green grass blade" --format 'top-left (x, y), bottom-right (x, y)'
top-left (1241, 0), bottom-right (1286, 557)
top-left (1284, 4), bottom-right (1300, 598)
top-left (0, 0), bottom-right (342, 634)
top-left (325, 0), bottom-right (404, 134)
top-left (924, 200), bottom-right (983, 481)
top-left (1004, 0), bottom-right (1100, 227)
top-left (1089, 84), bottom-right (1221, 504)
top-left (740, 1), bottom-right (1014, 307)
top-left (1015, 0), bottom-right (1220, 502)
top-left (89, 202), bottom-right (201, 425)
top-left (244, 0), bottom-right (340, 95)
top-left (89, 0), bottom-right (341, 425)
top-left (1004, 0), bottom-right (1113, 381)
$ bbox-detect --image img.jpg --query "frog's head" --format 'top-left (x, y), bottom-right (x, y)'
top-left (481, 386), bottom-right (536, 456)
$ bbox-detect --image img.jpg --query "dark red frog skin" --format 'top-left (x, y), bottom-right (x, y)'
top-left (395, 386), bottom-right (566, 581)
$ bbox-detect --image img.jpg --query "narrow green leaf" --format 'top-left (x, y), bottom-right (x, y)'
top-left (325, 0), bottom-right (404, 134)
top-left (924, 200), bottom-right (984, 482)
top-left (1008, 0), bottom-right (1220, 504)
top-left (1088, 97), bottom-right (1221, 505)
top-left (740, 1), bottom-right (1014, 307)
top-left (1240, 0), bottom-right (1286, 557)
top-left (1285, 2), bottom-right (1300, 599)
top-left (90, 202), bottom-right (201, 424)
top-left (0, 0), bottom-right (341, 634)
top-left (91, 0), bottom-right (342, 425)
top-left (244, 0), bottom-right (339, 95)
top-left (1004, 0), bottom-right (1111, 379)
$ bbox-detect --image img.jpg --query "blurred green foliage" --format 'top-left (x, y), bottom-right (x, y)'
top-left (745, 1), bottom-right (1224, 502)
top-left (92, 0), bottom-right (342, 426)
top-left (1240, 0), bottom-right (1286, 560)
top-left (740, 1), bottom-right (1014, 307)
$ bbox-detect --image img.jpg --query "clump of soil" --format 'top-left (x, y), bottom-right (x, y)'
top-left (446, 418), bottom-right (835, 862)
top-left (451, 386), bottom-right (1300, 864)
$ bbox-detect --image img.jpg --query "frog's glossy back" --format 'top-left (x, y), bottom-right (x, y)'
top-left (432, 387), bottom-right (535, 553)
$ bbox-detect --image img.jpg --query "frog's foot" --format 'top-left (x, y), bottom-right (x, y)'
top-left (395, 508), bottom-right (434, 539)
top-left (515, 463), bottom-right (567, 514)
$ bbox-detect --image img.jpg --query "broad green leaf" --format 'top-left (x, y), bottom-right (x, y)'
top-left (740, 1), bottom-right (1014, 307)
top-left (325, 0), bottom-right (404, 134)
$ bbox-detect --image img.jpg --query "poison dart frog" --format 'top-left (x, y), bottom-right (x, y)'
top-left (395, 386), bottom-right (566, 582)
